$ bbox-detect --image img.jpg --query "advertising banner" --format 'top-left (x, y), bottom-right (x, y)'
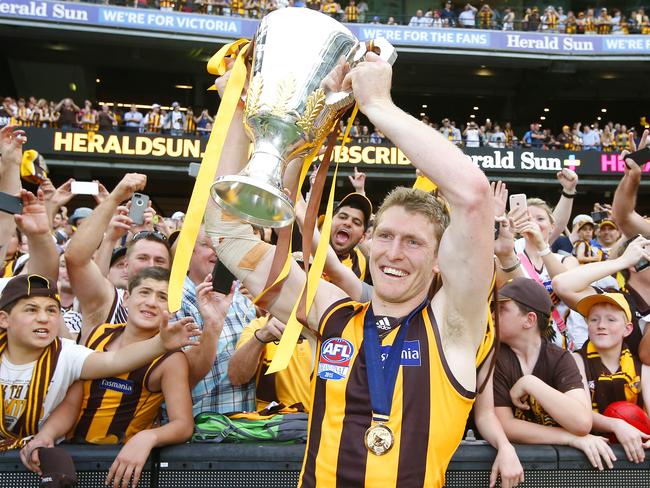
top-left (22, 128), bottom-right (650, 177)
top-left (2, 0), bottom-right (650, 56)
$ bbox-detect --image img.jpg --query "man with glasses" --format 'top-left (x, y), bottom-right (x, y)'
top-left (65, 173), bottom-right (171, 344)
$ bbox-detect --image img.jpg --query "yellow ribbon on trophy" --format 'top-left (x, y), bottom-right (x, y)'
top-left (168, 39), bottom-right (250, 312)
top-left (267, 106), bottom-right (359, 374)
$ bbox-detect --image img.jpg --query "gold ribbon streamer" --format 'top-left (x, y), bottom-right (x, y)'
top-left (413, 175), bottom-right (437, 193)
top-left (267, 105), bottom-right (359, 374)
top-left (168, 40), bottom-right (250, 311)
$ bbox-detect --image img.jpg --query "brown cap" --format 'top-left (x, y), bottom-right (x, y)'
top-left (498, 278), bottom-right (553, 317)
top-left (576, 292), bottom-right (632, 322)
top-left (0, 275), bottom-right (60, 311)
top-left (39, 447), bottom-right (77, 487)
top-left (334, 193), bottom-right (373, 228)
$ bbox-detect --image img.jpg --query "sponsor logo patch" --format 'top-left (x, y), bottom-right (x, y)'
top-left (99, 378), bottom-right (134, 395)
top-left (318, 338), bottom-right (354, 380)
top-left (380, 340), bottom-right (422, 367)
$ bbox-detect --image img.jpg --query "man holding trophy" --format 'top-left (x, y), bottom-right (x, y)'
top-left (190, 8), bottom-right (494, 487)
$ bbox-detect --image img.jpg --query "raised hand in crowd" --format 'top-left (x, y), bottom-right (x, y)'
top-left (612, 129), bottom-right (650, 237)
top-left (184, 275), bottom-right (235, 387)
top-left (491, 180), bottom-right (508, 219)
top-left (92, 180), bottom-right (110, 205)
top-left (15, 189), bottom-right (59, 281)
top-left (42, 178), bottom-right (74, 223)
top-left (347, 166), bottom-right (366, 195)
top-left (550, 168), bottom-right (578, 243)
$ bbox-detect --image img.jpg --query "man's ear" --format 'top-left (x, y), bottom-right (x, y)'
top-left (0, 311), bottom-right (10, 331)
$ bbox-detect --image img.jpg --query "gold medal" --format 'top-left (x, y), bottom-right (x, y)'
top-left (364, 423), bottom-right (394, 456)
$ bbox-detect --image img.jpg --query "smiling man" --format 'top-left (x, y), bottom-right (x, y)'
top-left (206, 52), bottom-right (494, 487)
top-left (329, 193), bottom-right (373, 284)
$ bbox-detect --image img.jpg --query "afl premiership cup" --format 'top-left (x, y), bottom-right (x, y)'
top-left (210, 7), bottom-right (396, 228)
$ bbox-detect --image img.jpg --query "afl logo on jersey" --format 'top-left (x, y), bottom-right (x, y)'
top-left (318, 338), bottom-right (354, 380)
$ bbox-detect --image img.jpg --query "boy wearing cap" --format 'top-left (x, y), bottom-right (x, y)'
top-left (0, 273), bottom-right (198, 451)
top-left (573, 292), bottom-right (650, 463)
top-left (553, 235), bottom-right (650, 361)
top-left (490, 277), bottom-right (617, 470)
top-left (573, 217), bottom-right (601, 265)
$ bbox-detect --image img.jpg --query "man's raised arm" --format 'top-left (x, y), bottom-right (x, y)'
top-left (65, 173), bottom-right (146, 336)
top-left (344, 53), bottom-right (494, 348)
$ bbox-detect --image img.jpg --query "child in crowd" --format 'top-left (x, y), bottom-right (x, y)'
top-left (0, 273), bottom-right (198, 452)
top-left (573, 292), bottom-right (650, 464)
top-left (573, 217), bottom-right (602, 264)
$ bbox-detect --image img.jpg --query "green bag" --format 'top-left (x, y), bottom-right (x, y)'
top-left (193, 412), bottom-right (308, 444)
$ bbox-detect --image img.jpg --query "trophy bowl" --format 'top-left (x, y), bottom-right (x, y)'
top-left (211, 7), bottom-right (395, 228)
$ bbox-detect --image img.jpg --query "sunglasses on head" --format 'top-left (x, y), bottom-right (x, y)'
top-left (131, 230), bottom-right (169, 246)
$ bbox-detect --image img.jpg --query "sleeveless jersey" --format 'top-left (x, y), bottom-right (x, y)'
top-left (72, 323), bottom-right (167, 444)
top-left (299, 299), bottom-right (475, 488)
top-left (339, 247), bottom-right (370, 284)
top-left (107, 287), bottom-right (129, 325)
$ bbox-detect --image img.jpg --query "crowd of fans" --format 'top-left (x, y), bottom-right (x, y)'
top-left (73, 0), bottom-right (650, 34)
top-left (0, 96), bottom-right (215, 137)
top-left (0, 62), bottom-right (650, 487)
top-left (2, 95), bottom-right (648, 153)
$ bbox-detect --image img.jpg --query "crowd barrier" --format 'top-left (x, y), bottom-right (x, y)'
top-left (0, 441), bottom-right (649, 487)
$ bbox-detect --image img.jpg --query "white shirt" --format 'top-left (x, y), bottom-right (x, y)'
top-left (465, 128), bottom-right (481, 147)
top-left (123, 110), bottom-right (143, 127)
top-left (458, 10), bottom-right (475, 27)
top-left (0, 338), bottom-right (93, 432)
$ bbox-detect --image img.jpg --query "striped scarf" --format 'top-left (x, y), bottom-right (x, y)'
top-left (0, 331), bottom-right (61, 451)
top-left (581, 341), bottom-right (642, 413)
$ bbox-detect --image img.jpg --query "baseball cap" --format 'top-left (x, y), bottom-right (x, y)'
top-left (498, 277), bottom-right (553, 317)
top-left (334, 193), bottom-right (372, 228)
top-left (0, 274), bottom-right (60, 311)
top-left (69, 207), bottom-right (92, 226)
top-left (38, 447), bottom-right (77, 487)
top-left (152, 103), bottom-right (161, 109)
top-left (171, 211), bottom-right (185, 220)
top-left (172, 101), bottom-right (180, 108)
top-left (110, 246), bottom-right (127, 268)
top-left (599, 219), bottom-right (618, 230)
top-left (572, 214), bottom-right (594, 232)
top-left (576, 292), bottom-right (632, 322)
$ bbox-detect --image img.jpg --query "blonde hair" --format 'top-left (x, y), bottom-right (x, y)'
top-left (374, 187), bottom-right (450, 246)
top-left (527, 197), bottom-right (556, 224)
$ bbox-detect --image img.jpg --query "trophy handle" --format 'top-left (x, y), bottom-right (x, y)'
top-left (323, 38), bottom-right (397, 111)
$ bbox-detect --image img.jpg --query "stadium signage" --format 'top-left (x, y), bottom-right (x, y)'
top-left (2, 0), bottom-right (650, 56)
top-left (53, 131), bottom-right (204, 159)
top-left (22, 128), bottom-right (650, 176)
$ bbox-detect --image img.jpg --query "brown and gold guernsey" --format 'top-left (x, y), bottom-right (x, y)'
top-left (185, 116), bottom-right (196, 134)
top-left (545, 12), bottom-right (558, 30)
top-left (230, 0), bottom-right (245, 16)
top-left (584, 17), bottom-right (596, 33)
top-left (147, 113), bottom-right (161, 133)
top-left (565, 20), bottom-right (577, 34)
top-left (237, 316), bottom-right (313, 412)
top-left (72, 323), bottom-right (167, 444)
top-left (339, 247), bottom-right (370, 284)
top-left (478, 10), bottom-right (492, 28)
top-left (299, 299), bottom-right (475, 488)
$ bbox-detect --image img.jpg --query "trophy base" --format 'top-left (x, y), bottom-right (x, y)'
top-left (210, 175), bottom-right (295, 229)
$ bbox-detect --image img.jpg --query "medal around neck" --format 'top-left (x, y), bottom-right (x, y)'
top-left (364, 423), bottom-right (394, 455)
top-left (210, 7), bottom-right (396, 228)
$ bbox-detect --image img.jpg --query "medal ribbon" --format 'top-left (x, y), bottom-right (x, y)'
top-left (363, 299), bottom-right (428, 421)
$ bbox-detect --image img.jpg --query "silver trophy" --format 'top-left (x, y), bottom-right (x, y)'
top-left (210, 7), bottom-right (396, 228)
